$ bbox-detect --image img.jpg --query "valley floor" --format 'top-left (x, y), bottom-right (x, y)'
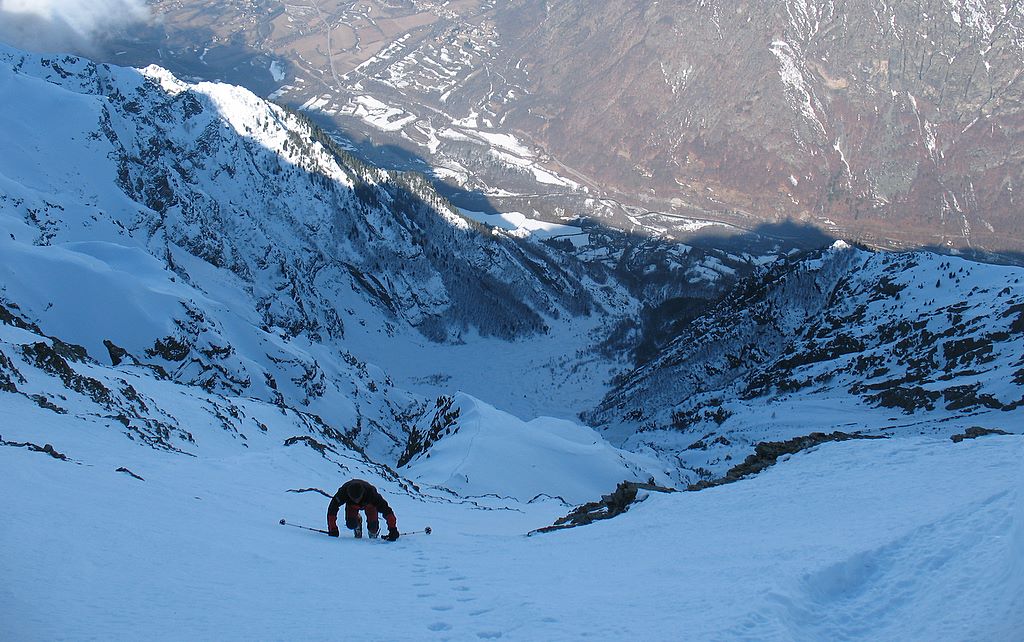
top-left (351, 312), bottom-right (626, 424)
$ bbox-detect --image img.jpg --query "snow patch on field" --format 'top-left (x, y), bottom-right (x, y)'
top-left (269, 60), bottom-right (285, 82)
top-left (339, 94), bottom-right (417, 131)
top-left (458, 208), bottom-right (589, 245)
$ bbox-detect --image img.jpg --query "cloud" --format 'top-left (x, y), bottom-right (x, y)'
top-left (0, 0), bottom-right (150, 54)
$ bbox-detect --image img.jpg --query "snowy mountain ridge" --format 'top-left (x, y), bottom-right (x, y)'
top-left (400, 392), bottom-right (662, 504)
top-left (2, 40), bottom-right (814, 456)
top-left (589, 241), bottom-right (1024, 484)
top-left (0, 42), bottom-right (636, 462)
top-left (1, 44), bottom-right (600, 342)
top-left (4, 42), bottom-right (1023, 489)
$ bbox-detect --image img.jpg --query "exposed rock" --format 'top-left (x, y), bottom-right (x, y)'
top-left (286, 487), bottom-right (332, 498)
top-left (116, 467), bottom-right (145, 480)
top-left (0, 350), bottom-right (25, 393)
top-left (529, 480), bottom-right (676, 535)
top-left (30, 394), bottom-right (66, 414)
top-left (104, 340), bottom-right (129, 366)
top-left (146, 336), bottom-right (190, 362)
top-left (950, 426), bottom-right (1012, 443)
top-left (398, 396), bottom-right (461, 467)
top-left (0, 435), bottom-right (70, 460)
top-left (688, 431), bottom-right (887, 491)
top-left (283, 435), bottom-right (336, 455)
top-left (0, 301), bottom-right (43, 335)
top-left (20, 342), bottom-right (112, 407)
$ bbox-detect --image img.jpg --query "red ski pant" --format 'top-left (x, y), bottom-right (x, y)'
top-left (345, 504), bottom-right (396, 533)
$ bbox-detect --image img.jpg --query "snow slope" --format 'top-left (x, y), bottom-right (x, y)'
top-left (3, 397), bottom-right (1021, 640)
top-left (402, 393), bottom-right (663, 504)
top-left (5, 229), bottom-right (1018, 638)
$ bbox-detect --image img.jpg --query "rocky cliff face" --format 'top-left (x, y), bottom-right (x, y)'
top-left (585, 241), bottom-right (1024, 483)
top-left (497, 0), bottom-right (1024, 254)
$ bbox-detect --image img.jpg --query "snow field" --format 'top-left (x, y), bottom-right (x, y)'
top-left (3, 394), bottom-right (1020, 641)
top-left (405, 393), bottom-right (665, 504)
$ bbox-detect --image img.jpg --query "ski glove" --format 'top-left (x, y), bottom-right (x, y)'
top-left (384, 528), bottom-right (400, 542)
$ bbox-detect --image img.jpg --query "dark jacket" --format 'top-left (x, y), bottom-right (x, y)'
top-left (327, 479), bottom-right (396, 533)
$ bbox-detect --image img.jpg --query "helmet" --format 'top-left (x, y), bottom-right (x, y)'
top-left (345, 481), bottom-right (366, 503)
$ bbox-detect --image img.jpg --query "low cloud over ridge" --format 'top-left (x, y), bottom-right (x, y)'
top-left (0, 0), bottom-right (150, 54)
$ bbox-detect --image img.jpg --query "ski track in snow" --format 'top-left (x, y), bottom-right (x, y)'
top-left (3, 415), bottom-right (1022, 639)
top-left (744, 489), bottom-right (1021, 640)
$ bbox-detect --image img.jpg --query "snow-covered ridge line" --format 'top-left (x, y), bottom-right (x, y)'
top-left (400, 393), bottom-right (663, 504)
top-left (0, 42), bottom-right (626, 459)
top-left (590, 242), bottom-right (1024, 483)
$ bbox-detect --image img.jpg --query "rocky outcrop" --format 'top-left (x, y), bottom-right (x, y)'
top-left (0, 436), bottom-right (69, 461)
top-left (950, 426), bottom-right (1012, 443)
top-left (532, 431), bottom-right (886, 533)
top-left (529, 480), bottom-right (676, 535)
top-left (588, 245), bottom-right (1024, 471)
top-left (116, 467), bottom-right (145, 480)
top-left (397, 395), bottom-right (461, 468)
top-left (688, 432), bottom-right (887, 491)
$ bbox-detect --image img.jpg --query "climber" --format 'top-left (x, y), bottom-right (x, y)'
top-left (327, 478), bottom-right (400, 541)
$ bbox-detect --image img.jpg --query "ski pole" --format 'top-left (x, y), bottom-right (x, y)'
top-left (279, 518), bottom-right (329, 534)
top-left (403, 526), bottom-right (432, 536)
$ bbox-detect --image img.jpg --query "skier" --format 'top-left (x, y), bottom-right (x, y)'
top-left (327, 478), bottom-right (400, 541)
